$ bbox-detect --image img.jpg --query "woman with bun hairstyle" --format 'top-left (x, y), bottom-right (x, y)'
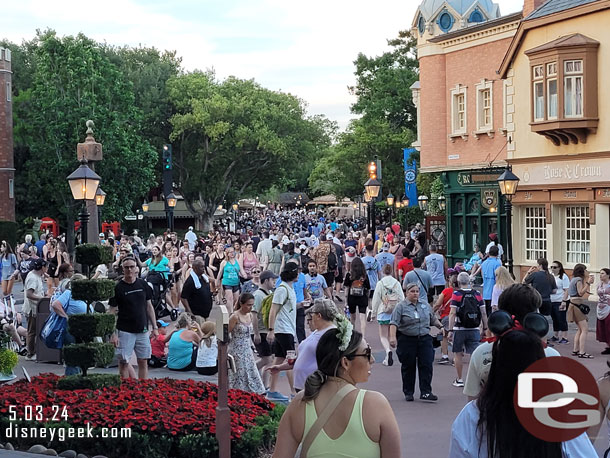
top-left (272, 320), bottom-right (400, 458)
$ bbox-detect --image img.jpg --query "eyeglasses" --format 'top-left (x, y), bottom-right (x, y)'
top-left (347, 345), bottom-right (372, 362)
top-left (551, 266), bottom-right (559, 269)
top-left (123, 265), bottom-right (138, 269)
top-left (251, 270), bottom-right (261, 274)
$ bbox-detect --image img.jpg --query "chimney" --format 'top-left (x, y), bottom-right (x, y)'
top-left (523, 0), bottom-right (546, 17)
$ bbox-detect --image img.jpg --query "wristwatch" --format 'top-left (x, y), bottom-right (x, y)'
top-left (268, 328), bottom-right (274, 331)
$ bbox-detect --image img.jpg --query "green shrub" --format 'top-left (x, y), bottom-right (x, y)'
top-left (178, 433), bottom-right (218, 458)
top-left (0, 221), bottom-right (17, 248)
top-left (71, 279), bottom-right (115, 304)
top-left (68, 313), bottom-right (116, 342)
top-left (57, 373), bottom-right (121, 390)
top-left (0, 348), bottom-right (18, 375)
top-left (63, 342), bottom-right (114, 375)
top-left (75, 243), bottom-right (114, 269)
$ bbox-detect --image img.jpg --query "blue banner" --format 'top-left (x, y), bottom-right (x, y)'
top-left (403, 148), bottom-right (418, 207)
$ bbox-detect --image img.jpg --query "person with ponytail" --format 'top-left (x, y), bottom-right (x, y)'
top-left (450, 329), bottom-right (596, 457)
top-left (273, 318), bottom-right (400, 458)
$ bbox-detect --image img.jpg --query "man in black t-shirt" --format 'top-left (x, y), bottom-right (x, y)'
top-left (109, 257), bottom-right (158, 379)
top-left (181, 259), bottom-right (213, 319)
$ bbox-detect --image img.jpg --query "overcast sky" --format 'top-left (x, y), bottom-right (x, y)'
top-left (1, 0), bottom-right (524, 129)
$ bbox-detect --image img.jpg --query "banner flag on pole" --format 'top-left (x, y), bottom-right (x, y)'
top-left (403, 148), bottom-right (418, 207)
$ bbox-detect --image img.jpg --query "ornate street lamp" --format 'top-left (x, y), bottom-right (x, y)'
top-left (497, 168), bottom-right (520, 277)
top-left (418, 195), bottom-right (429, 212)
top-left (364, 177), bottom-right (381, 200)
top-left (95, 187), bottom-right (106, 235)
top-left (166, 192), bottom-right (177, 231)
top-left (386, 192), bottom-right (394, 207)
top-left (402, 195), bottom-right (410, 207)
top-left (67, 158), bottom-right (101, 244)
top-left (142, 200), bottom-right (149, 233)
top-left (437, 194), bottom-right (446, 212)
top-left (141, 200), bottom-right (149, 213)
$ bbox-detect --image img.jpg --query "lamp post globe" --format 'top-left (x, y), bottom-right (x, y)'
top-left (364, 177), bottom-right (381, 200)
top-left (95, 187), bottom-right (106, 207)
top-left (497, 167), bottom-right (520, 278)
top-left (142, 200), bottom-right (149, 213)
top-left (418, 195), bottom-right (429, 212)
top-left (497, 168), bottom-right (520, 201)
top-left (402, 195), bottom-right (410, 207)
top-left (386, 191), bottom-right (394, 207)
top-left (438, 194), bottom-right (446, 212)
top-left (167, 193), bottom-right (177, 208)
top-left (67, 158), bottom-right (101, 201)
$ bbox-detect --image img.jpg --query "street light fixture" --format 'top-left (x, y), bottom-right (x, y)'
top-left (386, 191), bottom-right (394, 207)
top-left (167, 193), bottom-right (177, 208)
top-left (142, 200), bottom-right (149, 213)
top-left (402, 195), bottom-right (410, 207)
top-left (364, 177), bottom-right (381, 200)
top-left (438, 194), bottom-right (446, 212)
top-left (232, 203), bottom-right (238, 212)
top-left (166, 192), bottom-right (177, 232)
top-left (95, 187), bottom-right (106, 235)
top-left (67, 158), bottom-right (101, 244)
top-left (497, 167), bottom-right (520, 277)
top-left (142, 200), bottom-right (149, 233)
top-left (418, 195), bottom-right (429, 212)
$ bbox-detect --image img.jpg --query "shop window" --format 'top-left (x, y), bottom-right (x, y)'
top-left (565, 206), bottom-right (590, 264)
top-left (469, 198), bottom-right (479, 214)
top-left (524, 206), bottom-right (547, 261)
top-left (455, 198), bottom-right (464, 214)
top-left (564, 60), bottom-right (583, 118)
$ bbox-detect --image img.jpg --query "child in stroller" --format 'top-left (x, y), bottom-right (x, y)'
top-left (0, 296), bottom-right (27, 355)
top-left (145, 270), bottom-right (179, 321)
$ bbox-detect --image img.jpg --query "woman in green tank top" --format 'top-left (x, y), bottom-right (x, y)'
top-left (272, 325), bottom-right (401, 458)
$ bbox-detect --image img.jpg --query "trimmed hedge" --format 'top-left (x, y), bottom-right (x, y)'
top-left (67, 313), bottom-right (116, 342)
top-left (0, 220), bottom-right (17, 248)
top-left (71, 279), bottom-right (115, 304)
top-left (57, 373), bottom-right (121, 390)
top-left (75, 243), bottom-right (114, 268)
top-left (63, 343), bottom-right (114, 376)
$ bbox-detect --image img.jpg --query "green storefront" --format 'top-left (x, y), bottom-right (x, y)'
top-left (441, 168), bottom-right (508, 268)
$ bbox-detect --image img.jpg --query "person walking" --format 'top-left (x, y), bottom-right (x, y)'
top-left (448, 272), bottom-right (488, 388)
top-left (109, 256), bottom-right (159, 379)
top-left (403, 257), bottom-right (433, 305)
top-left (596, 268), bottom-right (610, 355)
top-left (185, 226), bottom-right (197, 251)
top-left (372, 264), bottom-right (404, 366)
top-left (228, 293), bottom-right (266, 394)
top-left (389, 283), bottom-right (444, 402)
top-left (523, 258), bottom-right (556, 317)
top-left (1, 241), bottom-right (18, 298)
top-left (180, 259), bottom-right (213, 320)
top-left (479, 246), bottom-right (501, 318)
top-left (217, 246), bottom-right (245, 313)
top-left (549, 260), bottom-right (570, 344)
top-left (344, 257), bottom-right (371, 336)
top-left (568, 263), bottom-right (594, 359)
top-left (422, 244), bottom-right (447, 297)
top-left (23, 258), bottom-right (48, 361)
top-left (490, 266), bottom-right (514, 312)
top-left (432, 269), bottom-right (458, 365)
top-left (252, 270), bottom-right (278, 389)
top-left (272, 327), bottom-right (401, 458)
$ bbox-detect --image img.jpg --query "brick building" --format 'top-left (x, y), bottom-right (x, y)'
top-left (411, 0), bottom-right (521, 267)
top-left (0, 47), bottom-right (15, 222)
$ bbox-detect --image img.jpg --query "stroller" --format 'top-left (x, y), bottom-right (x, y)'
top-left (145, 271), bottom-right (178, 321)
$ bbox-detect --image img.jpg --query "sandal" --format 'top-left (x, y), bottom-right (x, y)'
top-left (571, 351), bottom-right (579, 356)
top-left (578, 353), bottom-right (594, 359)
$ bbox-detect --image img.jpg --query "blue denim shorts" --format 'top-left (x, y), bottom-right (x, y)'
top-left (452, 329), bottom-right (480, 354)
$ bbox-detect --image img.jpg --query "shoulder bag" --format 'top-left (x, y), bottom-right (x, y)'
top-left (298, 384), bottom-right (357, 457)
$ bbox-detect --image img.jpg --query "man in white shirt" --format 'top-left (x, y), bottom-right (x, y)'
top-left (185, 226), bottom-right (197, 251)
top-left (256, 231), bottom-right (273, 266)
top-left (23, 259), bottom-right (48, 360)
top-left (463, 283), bottom-right (560, 399)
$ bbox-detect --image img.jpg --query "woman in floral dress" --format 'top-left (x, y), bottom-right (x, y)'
top-left (228, 293), bottom-right (266, 394)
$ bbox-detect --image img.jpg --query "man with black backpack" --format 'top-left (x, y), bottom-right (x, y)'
top-left (448, 272), bottom-right (488, 388)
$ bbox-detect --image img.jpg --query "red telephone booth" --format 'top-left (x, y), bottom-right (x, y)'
top-left (40, 217), bottom-right (59, 238)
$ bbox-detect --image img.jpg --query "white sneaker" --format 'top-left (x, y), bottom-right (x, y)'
top-left (452, 378), bottom-right (464, 387)
top-left (25, 354), bottom-right (36, 361)
top-left (366, 309), bottom-right (373, 322)
top-left (382, 358), bottom-right (389, 366)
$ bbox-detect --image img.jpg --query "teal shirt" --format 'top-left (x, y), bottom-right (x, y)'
top-left (167, 330), bottom-right (194, 369)
top-left (222, 260), bottom-right (240, 286)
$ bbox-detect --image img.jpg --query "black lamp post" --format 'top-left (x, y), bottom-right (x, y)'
top-left (497, 168), bottom-right (520, 277)
top-left (142, 200), bottom-right (149, 233)
top-left (364, 177), bottom-right (381, 233)
top-left (95, 187), bottom-right (106, 236)
top-left (232, 203), bottom-right (239, 231)
top-left (166, 192), bottom-right (177, 232)
top-left (386, 191), bottom-right (394, 225)
top-left (67, 157), bottom-right (101, 244)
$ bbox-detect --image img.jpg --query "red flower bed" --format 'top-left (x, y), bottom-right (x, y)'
top-left (0, 374), bottom-right (274, 440)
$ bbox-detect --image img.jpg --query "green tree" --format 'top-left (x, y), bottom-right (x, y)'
top-left (12, 30), bottom-right (157, 225)
top-left (167, 71), bottom-right (332, 230)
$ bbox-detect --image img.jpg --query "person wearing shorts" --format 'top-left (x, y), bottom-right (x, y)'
top-left (110, 256), bottom-right (158, 380)
top-left (252, 270), bottom-right (278, 389)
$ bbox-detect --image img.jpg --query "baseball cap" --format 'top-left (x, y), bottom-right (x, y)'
top-left (260, 270), bottom-right (279, 282)
top-left (156, 320), bottom-right (169, 328)
top-left (489, 233), bottom-right (498, 241)
top-left (326, 233), bottom-right (334, 241)
top-left (382, 242), bottom-right (390, 251)
top-left (31, 258), bottom-right (47, 270)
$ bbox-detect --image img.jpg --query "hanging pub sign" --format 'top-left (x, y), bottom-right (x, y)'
top-left (481, 188), bottom-right (498, 210)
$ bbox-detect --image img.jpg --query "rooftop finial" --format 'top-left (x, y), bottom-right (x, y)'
top-left (86, 120), bottom-right (94, 136)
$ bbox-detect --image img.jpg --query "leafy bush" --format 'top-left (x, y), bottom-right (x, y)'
top-left (67, 313), bottom-right (116, 342)
top-left (0, 348), bottom-right (18, 375)
top-left (71, 279), bottom-right (115, 304)
top-left (57, 373), bottom-right (121, 390)
top-left (62, 343), bottom-right (114, 375)
top-left (75, 243), bottom-right (114, 269)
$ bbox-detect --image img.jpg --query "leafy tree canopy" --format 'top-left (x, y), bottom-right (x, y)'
top-left (167, 71), bottom-right (334, 230)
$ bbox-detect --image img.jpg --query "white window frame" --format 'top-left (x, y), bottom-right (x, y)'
top-left (475, 79), bottom-right (493, 133)
top-left (5, 82), bottom-right (10, 102)
top-left (4, 49), bottom-right (10, 62)
top-left (546, 62), bottom-right (558, 120)
top-left (565, 205), bottom-right (590, 264)
top-left (533, 65), bottom-right (544, 121)
top-left (450, 84), bottom-right (467, 137)
top-left (524, 206), bottom-right (547, 262)
top-left (564, 60), bottom-right (583, 119)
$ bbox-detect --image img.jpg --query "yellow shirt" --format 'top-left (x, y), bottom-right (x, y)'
top-left (303, 389), bottom-right (380, 458)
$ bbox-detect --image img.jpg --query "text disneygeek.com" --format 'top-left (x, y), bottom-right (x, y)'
top-left (5, 423), bottom-right (132, 441)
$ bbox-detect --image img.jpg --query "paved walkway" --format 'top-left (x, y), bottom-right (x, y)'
top-left (4, 285), bottom-right (609, 457)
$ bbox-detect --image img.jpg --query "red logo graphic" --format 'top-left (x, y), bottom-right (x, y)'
top-left (514, 356), bottom-right (600, 442)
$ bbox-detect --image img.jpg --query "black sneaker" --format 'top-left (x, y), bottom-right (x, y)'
top-left (420, 393), bottom-right (438, 402)
top-left (602, 348), bottom-right (610, 355)
top-left (405, 394), bottom-right (414, 402)
top-left (387, 351), bottom-right (393, 367)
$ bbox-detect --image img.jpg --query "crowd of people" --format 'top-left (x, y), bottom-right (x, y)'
top-left (3, 206), bottom-right (610, 456)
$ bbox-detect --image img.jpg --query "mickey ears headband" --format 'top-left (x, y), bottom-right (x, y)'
top-left (488, 310), bottom-right (549, 339)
